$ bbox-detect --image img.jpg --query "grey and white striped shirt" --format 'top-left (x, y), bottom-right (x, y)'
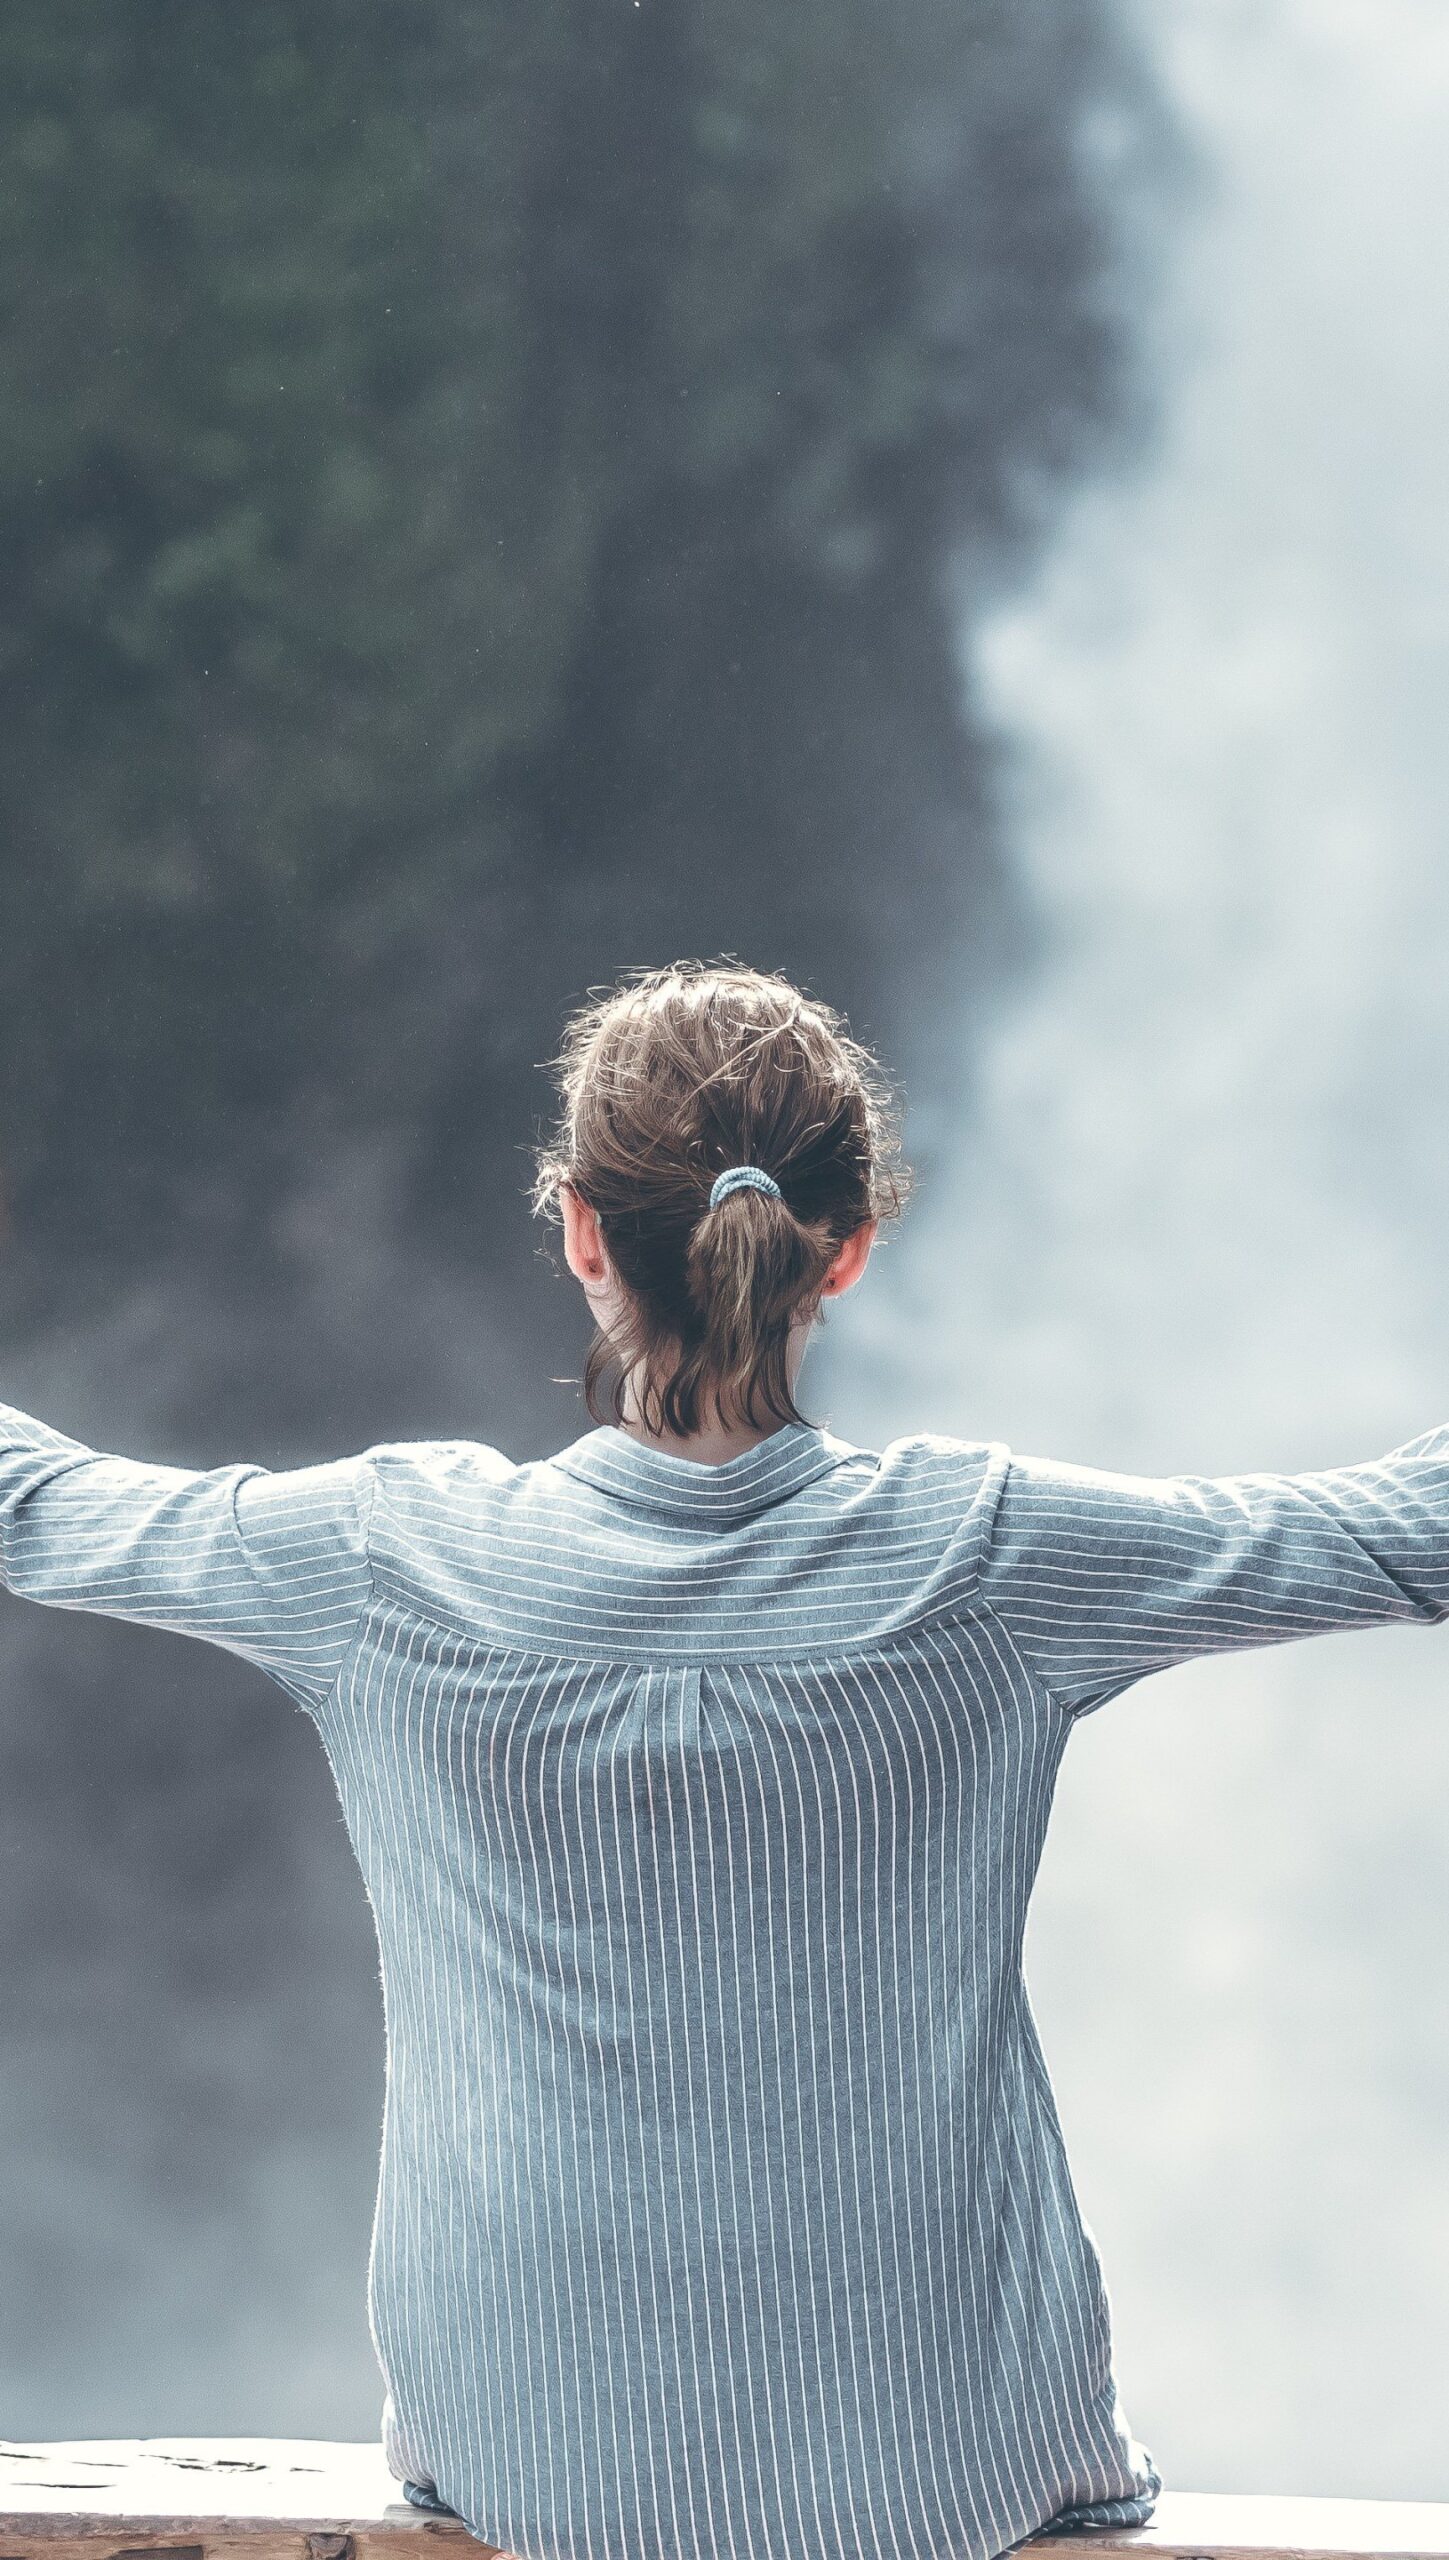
top-left (3, 1396), bottom-right (1448, 2560)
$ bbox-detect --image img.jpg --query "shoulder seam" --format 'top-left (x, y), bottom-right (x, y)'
top-left (360, 1450), bottom-right (378, 1603)
top-left (972, 1584), bottom-right (1073, 1728)
top-left (970, 1440), bottom-right (1075, 1718)
top-left (315, 1453), bottom-right (379, 1725)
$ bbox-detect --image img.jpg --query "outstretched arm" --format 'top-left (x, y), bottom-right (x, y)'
top-left (0, 1398), bottom-right (375, 1719)
top-left (979, 1423), bottom-right (1449, 1719)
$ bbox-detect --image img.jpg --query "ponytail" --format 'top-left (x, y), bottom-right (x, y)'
top-left (531, 958), bottom-right (913, 1436)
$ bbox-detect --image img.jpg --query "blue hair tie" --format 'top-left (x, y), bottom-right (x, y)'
top-left (709, 1165), bottom-right (782, 1209)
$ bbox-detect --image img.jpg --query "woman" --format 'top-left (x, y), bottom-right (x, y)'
top-left (1, 957), bottom-right (1445, 2560)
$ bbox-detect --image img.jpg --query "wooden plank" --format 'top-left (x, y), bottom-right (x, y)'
top-left (0, 2443), bottom-right (481, 2560)
top-left (1075, 2497), bottom-right (1449, 2558)
top-left (3, 2444), bottom-right (1449, 2560)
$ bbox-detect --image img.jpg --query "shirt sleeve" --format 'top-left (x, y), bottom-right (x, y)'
top-left (0, 1399), bottom-right (375, 1719)
top-left (978, 1423), bottom-right (1449, 1719)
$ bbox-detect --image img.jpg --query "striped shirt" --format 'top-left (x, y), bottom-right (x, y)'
top-left (3, 1396), bottom-right (1448, 2560)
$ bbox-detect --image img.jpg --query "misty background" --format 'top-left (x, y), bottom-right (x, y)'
top-left (2, 0), bottom-right (1446, 2503)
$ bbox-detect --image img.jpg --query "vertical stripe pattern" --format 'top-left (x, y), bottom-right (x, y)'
top-left (3, 1397), bottom-right (1448, 2560)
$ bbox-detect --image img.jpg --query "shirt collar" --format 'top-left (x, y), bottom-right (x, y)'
top-left (548, 1419), bottom-right (855, 1528)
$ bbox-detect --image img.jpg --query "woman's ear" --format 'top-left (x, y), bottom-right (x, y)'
top-left (560, 1183), bottom-right (610, 1288)
top-left (821, 1218), bottom-right (877, 1298)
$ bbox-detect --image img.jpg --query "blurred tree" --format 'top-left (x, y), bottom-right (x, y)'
top-left (0, 0), bottom-right (1164, 1324)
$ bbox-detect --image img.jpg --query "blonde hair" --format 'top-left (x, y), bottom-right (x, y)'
top-left (531, 958), bottom-right (914, 1437)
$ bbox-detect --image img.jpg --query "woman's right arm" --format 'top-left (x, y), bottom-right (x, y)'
top-left (0, 1398), bottom-right (376, 1720)
top-left (978, 1424), bottom-right (1449, 1719)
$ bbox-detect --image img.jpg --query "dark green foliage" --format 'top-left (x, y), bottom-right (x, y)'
top-left (0, 0), bottom-right (1162, 1316)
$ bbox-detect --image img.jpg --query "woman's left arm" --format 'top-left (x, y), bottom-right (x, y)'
top-left (0, 1399), bottom-right (375, 1719)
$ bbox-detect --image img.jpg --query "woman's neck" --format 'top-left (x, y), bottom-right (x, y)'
top-left (609, 1326), bottom-right (814, 1464)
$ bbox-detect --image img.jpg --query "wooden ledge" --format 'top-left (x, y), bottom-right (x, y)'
top-left (3, 2443), bottom-right (1449, 2560)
